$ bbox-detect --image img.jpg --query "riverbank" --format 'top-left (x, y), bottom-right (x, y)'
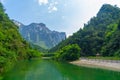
top-left (70, 58), bottom-right (120, 72)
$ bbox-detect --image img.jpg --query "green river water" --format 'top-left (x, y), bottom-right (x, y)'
top-left (3, 59), bottom-right (120, 80)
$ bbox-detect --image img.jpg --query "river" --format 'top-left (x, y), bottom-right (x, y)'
top-left (3, 59), bottom-right (120, 80)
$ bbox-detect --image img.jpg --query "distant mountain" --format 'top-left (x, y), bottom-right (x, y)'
top-left (50, 4), bottom-right (120, 57)
top-left (14, 21), bottom-right (66, 49)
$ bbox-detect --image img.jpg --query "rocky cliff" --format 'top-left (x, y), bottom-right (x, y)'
top-left (14, 21), bottom-right (66, 49)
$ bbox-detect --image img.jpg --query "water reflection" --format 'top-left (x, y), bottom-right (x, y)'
top-left (3, 59), bottom-right (120, 80)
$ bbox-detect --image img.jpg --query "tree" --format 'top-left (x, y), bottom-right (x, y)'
top-left (0, 2), bottom-right (41, 76)
top-left (55, 44), bottom-right (81, 61)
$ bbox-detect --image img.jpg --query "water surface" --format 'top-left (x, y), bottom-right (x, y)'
top-left (3, 59), bottom-right (120, 80)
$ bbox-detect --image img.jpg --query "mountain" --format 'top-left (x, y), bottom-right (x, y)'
top-left (50, 4), bottom-right (120, 57)
top-left (14, 21), bottom-right (66, 49)
top-left (0, 2), bottom-right (41, 76)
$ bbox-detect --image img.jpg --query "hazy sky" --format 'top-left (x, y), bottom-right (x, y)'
top-left (1, 0), bottom-right (120, 36)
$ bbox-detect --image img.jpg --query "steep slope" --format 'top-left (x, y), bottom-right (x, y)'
top-left (14, 22), bottom-right (66, 49)
top-left (101, 21), bottom-right (120, 56)
top-left (50, 4), bottom-right (120, 57)
top-left (0, 3), bottom-right (40, 76)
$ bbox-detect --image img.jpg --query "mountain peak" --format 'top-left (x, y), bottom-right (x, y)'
top-left (29, 23), bottom-right (45, 26)
top-left (29, 23), bottom-right (47, 28)
top-left (13, 20), bottom-right (66, 49)
top-left (28, 22), bottom-right (51, 33)
top-left (97, 4), bottom-right (120, 17)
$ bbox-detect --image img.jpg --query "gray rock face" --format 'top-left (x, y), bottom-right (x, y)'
top-left (14, 21), bottom-right (66, 49)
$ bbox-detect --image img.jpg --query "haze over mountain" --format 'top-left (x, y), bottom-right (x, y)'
top-left (13, 20), bottom-right (66, 49)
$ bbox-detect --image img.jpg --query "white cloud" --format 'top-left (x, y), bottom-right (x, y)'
top-left (48, 6), bottom-right (57, 13)
top-left (37, 0), bottom-right (58, 13)
top-left (52, 6), bottom-right (57, 11)
top-left (38, 0), bottom-right (48, 5)
top-left (48, 1), bottom-right (58, 13)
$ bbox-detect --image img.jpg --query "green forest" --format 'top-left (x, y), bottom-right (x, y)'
top-left (50, 4), bottom-right (120, 60)
top-left (0, 3), bottom-right (41, 79)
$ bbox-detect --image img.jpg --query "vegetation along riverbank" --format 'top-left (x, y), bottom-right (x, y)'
top-left (0, 1), bottom-right (120, 80)
top-left (0, 3), bottom-right (41, 79)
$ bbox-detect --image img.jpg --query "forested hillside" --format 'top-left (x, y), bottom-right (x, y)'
top-left (50, 4), bottom-right (120, 57)
top-left (0, 3), bottom-right (41, 77)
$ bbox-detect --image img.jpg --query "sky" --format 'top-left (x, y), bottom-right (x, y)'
top-left (1, 0), bottom-right (120, 36)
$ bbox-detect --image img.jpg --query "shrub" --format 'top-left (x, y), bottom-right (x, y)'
top-left (55, 44), bottom-right (81, 61)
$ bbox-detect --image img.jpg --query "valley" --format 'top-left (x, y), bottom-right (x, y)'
top-left (0, 1), bottom-right (120, 80)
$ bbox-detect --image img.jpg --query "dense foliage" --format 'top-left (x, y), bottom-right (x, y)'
top-left (101, 22), bottom-right (120, 57)
top-left (50, 4), bottom-right (120, 57)
top-left (0, 3), bottom-right (41, 77)
top-left (54, 44), bottom-right (81, 61)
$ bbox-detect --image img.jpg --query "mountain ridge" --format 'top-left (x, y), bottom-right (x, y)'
top-left (13, 20), bottom-right (66, 49)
